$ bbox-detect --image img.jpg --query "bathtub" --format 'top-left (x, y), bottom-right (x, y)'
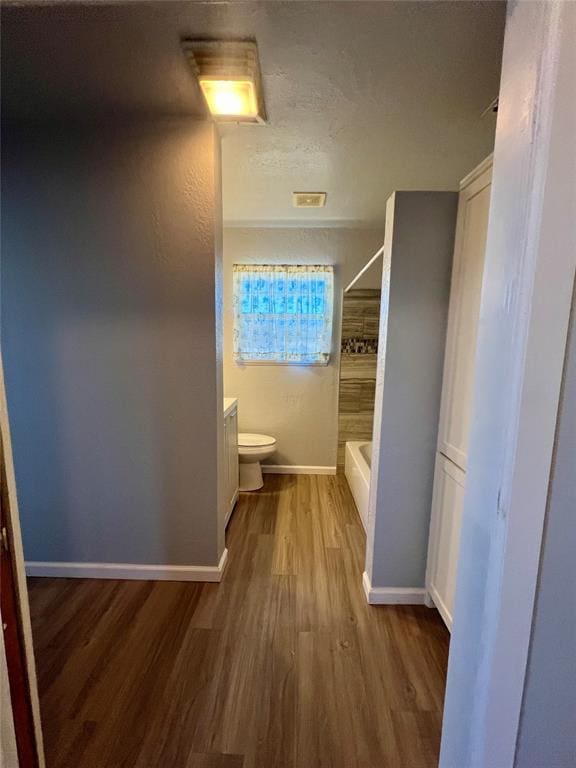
top-left (344, 441), bottom-right (372, 532)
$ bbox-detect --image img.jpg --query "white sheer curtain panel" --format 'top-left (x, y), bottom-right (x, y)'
top-left (233, 264), bottom-right (334, 364)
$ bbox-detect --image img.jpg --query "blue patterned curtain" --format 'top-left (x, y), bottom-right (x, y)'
top-left (233, 264), bottom-right (334, 364)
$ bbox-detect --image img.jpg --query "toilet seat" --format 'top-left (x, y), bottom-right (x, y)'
top-left (238, 433), bottom-right (276, 448)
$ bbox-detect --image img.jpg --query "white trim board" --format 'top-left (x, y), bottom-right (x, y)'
top-left (459, 153), bottom-right (494, 190)
top-left (261, 465), bottom-right (336, 475)
top-left (26, 548), bottom-right (229, 583)
top-left (427, 583), bottom-right (453, 632)
top-left (1, 356), bottom-right (46, 766)
top-left (224, 219), bottom-right (384, 231)
top-left (362, 571), bottom-right (426, 605)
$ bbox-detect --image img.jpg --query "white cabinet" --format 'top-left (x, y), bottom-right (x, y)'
top-left (426, 454), bottom-right (466, 629)
top-left (437, 159), bottom-right (493, 470)
top-left (223, 399), bottom-right (239, 527)
top-left (426, 156), bottom-right (493, 631)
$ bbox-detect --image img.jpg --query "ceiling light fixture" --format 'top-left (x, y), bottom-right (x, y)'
top-left (182, 40), bottom-right (267, 124)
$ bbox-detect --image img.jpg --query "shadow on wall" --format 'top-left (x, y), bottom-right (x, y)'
top-left (1, 119), bottom-right (223, 569)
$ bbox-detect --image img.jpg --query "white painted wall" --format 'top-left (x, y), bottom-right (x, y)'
top-left (1, 118), bottom-right (224, 568)
top-left (222, 227), bottom-right (383, 467)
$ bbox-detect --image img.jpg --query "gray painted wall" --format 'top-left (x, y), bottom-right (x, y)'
top-left (368, 192), bottom-right (457, 588)
top-left (223, 227), bottom-right (383, 467)
top-left (1, 118), bottom-right (224, 567)
top-left (515, 281), bottom-right (576, 768)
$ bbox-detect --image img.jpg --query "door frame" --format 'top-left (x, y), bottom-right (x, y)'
top-left (0, 356), bottom-right (45, 768)
top-left (439, 2), bottom-right (576, 766)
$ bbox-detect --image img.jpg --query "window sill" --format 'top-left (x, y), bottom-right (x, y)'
top-left (235, 359), bottom-right (331, 367)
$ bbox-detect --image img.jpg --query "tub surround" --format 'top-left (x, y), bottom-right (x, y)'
top-left (344, 440), bottom-right (372, 531)
top-left (337, 289), bottom-right (381, 470)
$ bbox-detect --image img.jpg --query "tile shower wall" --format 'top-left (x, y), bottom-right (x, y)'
top-left (337, 289), bottom-right (381, 469)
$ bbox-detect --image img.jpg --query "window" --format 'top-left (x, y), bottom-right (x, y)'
top-left (233, 264), bottom-right (334, 364)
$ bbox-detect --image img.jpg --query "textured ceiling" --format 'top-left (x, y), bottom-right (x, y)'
top-left (1, 1), bottom-right (506, 226)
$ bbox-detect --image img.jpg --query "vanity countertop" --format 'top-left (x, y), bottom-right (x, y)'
top-left (224, 397), bottom-right (238, 417)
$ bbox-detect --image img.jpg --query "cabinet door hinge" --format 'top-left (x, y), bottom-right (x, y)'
top-left (1, 526), bottom-right (9, 552)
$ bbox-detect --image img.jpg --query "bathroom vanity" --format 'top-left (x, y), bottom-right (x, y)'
top-left (223, 398), bottom-right (239, 527)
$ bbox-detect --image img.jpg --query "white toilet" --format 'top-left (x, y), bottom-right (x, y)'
top-left (238, 433), bottom-right (277, 491)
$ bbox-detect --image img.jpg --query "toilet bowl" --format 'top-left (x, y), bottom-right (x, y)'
top-left (238, 433), bottom-right (277, 491)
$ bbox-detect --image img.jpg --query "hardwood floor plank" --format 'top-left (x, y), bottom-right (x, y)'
top-left (28, 474), bottom-right (449, 768)
top-left (186, 754), bottom-right (244, 768)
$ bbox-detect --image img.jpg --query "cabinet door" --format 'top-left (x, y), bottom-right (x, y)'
top-left (426, 453), bottom-right (466, 631)
top-left (438, 161), bottom-right (492, 469)
top-left (227, 408), bottom-right (239, 508)
top-left (224, 407), bottom-right (239, 527)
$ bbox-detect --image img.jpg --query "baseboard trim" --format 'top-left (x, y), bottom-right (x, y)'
top-left (362, 571), bottom-right (426, 605)
top-left (26, 548), bottom-right (229, 583)
top-left (261, 465), bottom-right (337, 475)
top-left (427, 582), bottom-right (453, 631)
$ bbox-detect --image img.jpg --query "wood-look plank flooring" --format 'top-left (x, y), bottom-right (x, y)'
top-left (28, 474), bottom-right (449, 768)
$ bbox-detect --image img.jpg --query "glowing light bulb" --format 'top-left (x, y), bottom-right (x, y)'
top-left (199, 79), bottom-right (258, 118)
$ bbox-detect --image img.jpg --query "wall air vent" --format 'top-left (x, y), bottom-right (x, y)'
top-left (293, 192), bottom-right (327, 208)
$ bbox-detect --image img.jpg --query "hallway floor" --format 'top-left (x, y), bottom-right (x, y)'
top-left (28, 474), bottom-right (449, 768)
